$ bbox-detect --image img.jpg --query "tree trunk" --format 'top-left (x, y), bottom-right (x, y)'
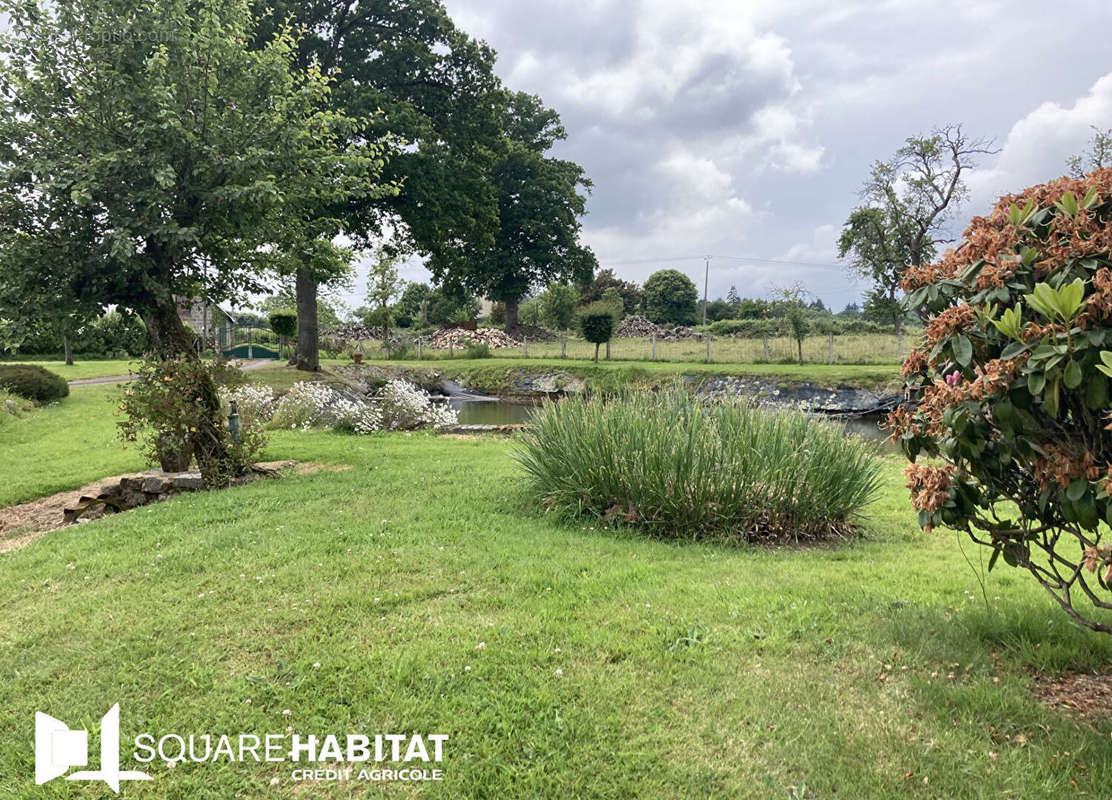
top-left (504, 298), bottom-right (519, 330)
top-left (63, 334), bottom-right (73, 366)
top-left (141, 296), bottom-right (231, 486)
top-left (797, 337), bottom-right (803, 365)
top-left (594, 342), bottom-right (600, 363)
top-left (295, 269), bottom-right (320, 371)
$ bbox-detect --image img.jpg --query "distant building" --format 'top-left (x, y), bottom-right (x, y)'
top-left (176, 297), bottom-right (236, 345)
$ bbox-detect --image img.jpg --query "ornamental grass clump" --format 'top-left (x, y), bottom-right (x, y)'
top-left (515, 388), bottom-right (881, 541)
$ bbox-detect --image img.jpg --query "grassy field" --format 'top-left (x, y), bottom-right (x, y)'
top-left (357, 332), bottom-right (912, 366)
top-left (1, 386), bottom-right (1111, 798)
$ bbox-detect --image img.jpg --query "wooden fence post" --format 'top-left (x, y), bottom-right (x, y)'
top-left (897, 329), bottom-right (904, 362)
top-left (561, 336), bottom-right (567, 358)
top-left (827, 332), bottom-right (835, 364)
top-left (651, 333), bottom-right (657, 360)
top-left (523, 336), bottom-right (528, 357)
top-left (705, 335), bottom-right (711, 363)
top-left (417, 340), bottom-right (423, 360)
top-left (762, 335), bottom-right (770, 361)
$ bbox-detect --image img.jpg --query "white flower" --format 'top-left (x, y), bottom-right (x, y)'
top-left (282, 709), bottom-right (291, 717)
top-left (270, 776), bottom-right (279, 786)
top-left (554, 669), bottom-right (564, 677)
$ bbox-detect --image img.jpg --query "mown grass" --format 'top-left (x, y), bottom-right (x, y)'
top-left (2, 359), bottom-right (138, 381)
top-left (1, 387), bottom-right (1111, 798)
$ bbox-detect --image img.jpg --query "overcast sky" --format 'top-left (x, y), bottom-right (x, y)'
top-left (346, 0), bottom-right (1112, 313)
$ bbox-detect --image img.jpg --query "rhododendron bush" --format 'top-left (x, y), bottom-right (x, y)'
top-left (891, 167), bottom-right (1112, 632)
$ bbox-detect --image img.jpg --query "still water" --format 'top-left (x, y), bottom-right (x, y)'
top-left (449, 398), bottom-right (893, 447)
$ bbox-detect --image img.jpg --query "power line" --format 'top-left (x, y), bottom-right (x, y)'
top-left (604, 253), bottom-right (845, 269)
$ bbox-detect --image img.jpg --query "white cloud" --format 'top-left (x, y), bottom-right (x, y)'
top-left (968, 72), bottom-right (1112, 212)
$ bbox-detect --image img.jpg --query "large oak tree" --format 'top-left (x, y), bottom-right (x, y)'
top-left (253, 0), bottom-right (504, 369)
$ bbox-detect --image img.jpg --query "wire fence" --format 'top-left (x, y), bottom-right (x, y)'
top-left (404, 332), bottom-right (909, 365)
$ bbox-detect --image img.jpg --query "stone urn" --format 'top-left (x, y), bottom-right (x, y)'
top-left (155, 432), bottom-right (193, 472)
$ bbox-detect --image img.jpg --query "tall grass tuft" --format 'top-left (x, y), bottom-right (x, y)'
top-left (514, 388), bottom-right (882, 542)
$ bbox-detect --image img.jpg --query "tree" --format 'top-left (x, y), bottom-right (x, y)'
top-left (894, 167), bottom-right (1112, 633)
top-left (581, 268), bottom-right (642, 316)
top-left (540, 283), bottom-right (579, 331)
top-left (643, 270), bottom-right (698, 326)
top-left (365, 248), bottom-right (403, 338)
top-left (839, 125), bottom-right (996, 333)
top-left (268, 310), bottom-right (297, 359)
top-left (771, 286), bottom-right (811, 364)
top-left (0, 0), bottom-right (392, 482)
top-left (253, 0), bottom-right (504, 370)
top-left (726, 286), bottom-right (741, 308)
top-left (1067, 126), bottom-right (1112, 177)
top-left (579, 303), bottom-right (615, 363)
top-left (429, 92), bottom-right (597, 329)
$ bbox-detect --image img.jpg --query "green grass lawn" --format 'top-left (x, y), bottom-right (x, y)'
top-left (1, 387), bottom-right (1110, 798)
top-left (2, 358), bottom-right (138, 381)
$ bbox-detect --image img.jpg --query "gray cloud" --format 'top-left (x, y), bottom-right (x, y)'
top-left (346, 0), bottom-right (1112, 311)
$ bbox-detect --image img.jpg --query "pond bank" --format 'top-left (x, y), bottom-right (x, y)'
top-left (333, 362), bottom-right (902, 416)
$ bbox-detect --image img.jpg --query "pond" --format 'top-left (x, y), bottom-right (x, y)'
top-left (449, 398), bottom-right (895, 448)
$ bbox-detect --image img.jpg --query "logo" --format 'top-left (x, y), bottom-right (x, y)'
top-left (35, 704), bottom-right (152, 792)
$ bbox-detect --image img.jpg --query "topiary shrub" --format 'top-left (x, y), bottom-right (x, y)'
top-left (0, 364), bottom-right (69, 403)
top-left (516, 388), bottom-right (881, 541)
top-left (893, 167), bottom-right (1112, 632)
top-left (579, 302), bottom-right (615, 362)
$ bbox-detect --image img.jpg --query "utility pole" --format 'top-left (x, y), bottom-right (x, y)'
top-left (702, 255), bottom-right (711, 326)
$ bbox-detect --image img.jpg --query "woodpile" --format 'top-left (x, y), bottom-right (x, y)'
top-left (417, 327), bottom-right (521, 349)
top-left (615, 315), bottom-right (705, 340)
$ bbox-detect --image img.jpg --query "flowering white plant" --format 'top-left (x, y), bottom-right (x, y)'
top-left (220, 383), bottom-right (276, 426)
top-left (377, 379), bottom-right (457, 430)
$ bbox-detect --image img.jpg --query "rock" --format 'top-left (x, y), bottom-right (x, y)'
top-left (142, 476), bottom-right (169, 493)
top-left (171, 472), bottom-right (204, 490)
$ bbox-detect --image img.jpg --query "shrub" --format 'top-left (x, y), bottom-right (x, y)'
top-left (579, 303), bottom-right (615, 362)
top-left (462, 339), bottom-right (491, 359)
top-left (263, 379), bottom-right (453, 434)
top-left (118, 358), bottom-right (264, 478)
top-left (377, 379), bottom-right (457, 430)
top-left (0, 364), bottom-right (69, 402)
top-left (516, 388), bottom-right (881, 540)
top-left (893, 167), bottom-right (1112, 633)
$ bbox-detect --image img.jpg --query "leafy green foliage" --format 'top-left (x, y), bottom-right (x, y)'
top-left (0, 364), bottom-right (68, 403)
top-left (579, 303), bottom-right (615, 362)
top-left (539, 283), bottom-right (580, 330)
top-left (894, 167), bottom-right (1112, 633)
top-left (118, 358), bottom-right (263, 482)
top-left (579, 268), bottom-right (642, 316)
top-left (428, 92), bottom-right (597, 322)
top-left (516, 388), bottom-right (881, 540)
top-left (642, 270), bottom-right (698, 325)
top-left (267, 311), bottom-right (298, 339)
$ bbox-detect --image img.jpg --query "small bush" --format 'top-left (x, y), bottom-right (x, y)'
top-left (0, 364), bottom-right (69, 403)
top-left (462, 339), bottom-right (491, 359)
top-left (516, 388), bottom-right (881, 541)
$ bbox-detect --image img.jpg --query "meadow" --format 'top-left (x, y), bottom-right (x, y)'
top-left (1, 381), bottom-right (1110, 798)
